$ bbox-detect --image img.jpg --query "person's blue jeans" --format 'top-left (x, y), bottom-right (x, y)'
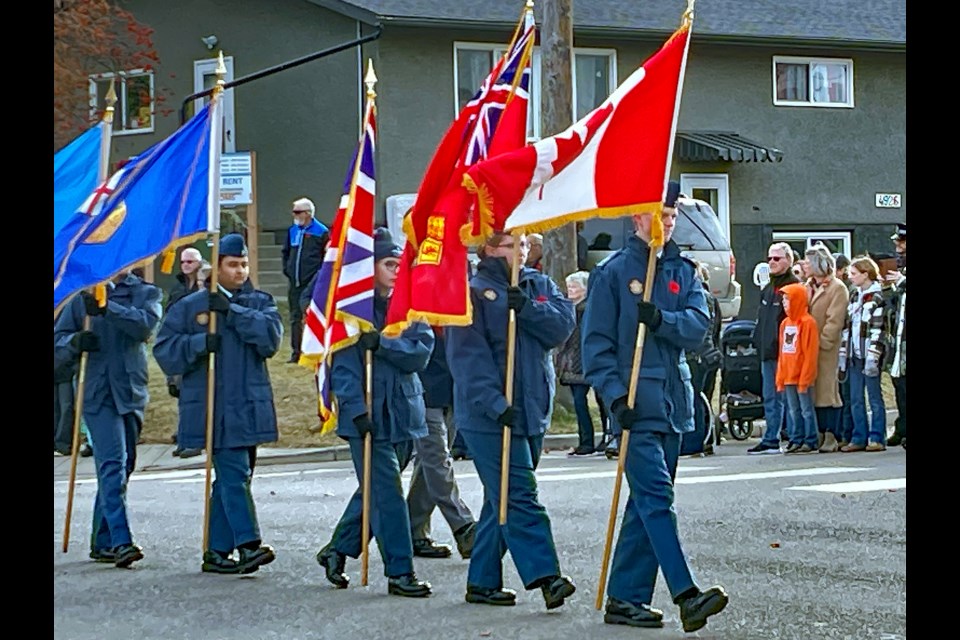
top-left (839, 374), bottom-right (854, 443)
top-left (570, 384), bottom-right (597, 450)
top-left (847, 358), bottom-right (886, 445)
top-left (784, 385), bottom-right (818, 448)
top-left (760, 360), bottom-right (785, 447)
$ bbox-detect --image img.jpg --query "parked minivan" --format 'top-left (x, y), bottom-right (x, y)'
top-left (582, 197), bottom-right (742, 319)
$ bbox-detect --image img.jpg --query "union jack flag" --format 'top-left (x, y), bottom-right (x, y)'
top-left (300, 97), bottom-right (377, 433)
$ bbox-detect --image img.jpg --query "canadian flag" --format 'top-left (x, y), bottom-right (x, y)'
top-left (464, 22), bottom-right (691, 235)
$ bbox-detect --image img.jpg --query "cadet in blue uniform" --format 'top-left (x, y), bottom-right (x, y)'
top-left (153, 234), bottom-right (282, 575)
top-left (54, 270), bottom-right (163, 568)
top-left (446, 232), bottom-right (577, 609)
top-left (315, 228), bottom-right (435, 598)
top-left (581, 182), bottom-right (729, 632)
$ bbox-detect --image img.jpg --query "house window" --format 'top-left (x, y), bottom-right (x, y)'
top-left (89, 69), bottom-right (155, 135)
top-left (454, 43), bottom-right (616, 141)
top-left (773, 56), bottom-right (853, 108)
top-left (772, 231), bottom-right (853, 261)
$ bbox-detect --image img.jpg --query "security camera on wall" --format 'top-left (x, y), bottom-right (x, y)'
top-left (201, 35), bottom-right (219, 50)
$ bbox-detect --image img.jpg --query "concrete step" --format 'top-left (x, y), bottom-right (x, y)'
top-left (260, 256), bottom-right (282, 271)
top-left (259, 230), bottom-right (284, 245)
top-left (261, 282), bottom-right (288, 300)
top-left (258, 244), bottom-right (282, 259)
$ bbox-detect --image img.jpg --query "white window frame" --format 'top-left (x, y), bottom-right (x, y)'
top-left (771, 230), bottom-right (853, 258)
top-left (194, 56), bottom-right (236, 153)
top-left (679, 173), bottom-right (730, 240)
top-left (772, 55), bottom-right (854, 108)
top-left (88, 69), bottom-right (155, 136)
top-left (453, 42), bottom-right (617, 141)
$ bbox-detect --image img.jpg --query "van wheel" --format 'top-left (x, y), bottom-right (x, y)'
top-left (729, 420), bottom-right (752, 441)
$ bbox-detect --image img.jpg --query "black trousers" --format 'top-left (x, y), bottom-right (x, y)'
top-left (287, 282), bottom-right (309, 357)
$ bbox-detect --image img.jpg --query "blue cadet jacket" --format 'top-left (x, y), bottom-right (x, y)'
top-left (153, 280), bottom-right (283, 450)
top-left (54, 274), bottom-right (163, 422)
top-left (333, 294), bottom-right (434, 443)
top-left (581, 236), bottom-right (709, 434)
top-left (447, 256), bottom-right (576, 437)
top-left (422, 330), bottom-right (453, 409)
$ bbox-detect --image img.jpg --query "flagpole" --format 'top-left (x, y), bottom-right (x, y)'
top-left (201, 52), bottom-right (228, 554)
top-left (62, 80), bottom-right (117, 553)
top-left (498, 233), bottom-right (522, 525)
top-left (360, 60), bottom-right (378, 587)
top-left (595, 2), bottom-right (696, 610)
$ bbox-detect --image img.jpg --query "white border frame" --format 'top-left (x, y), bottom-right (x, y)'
top-left (771, 230), bottom-right (853, 257)
top-left (772, 55), bottom-right (854, 108)
top-left (88, 69), bottom-right (156, 136)
top-left (194, 56), bottom-right (236, 153)
top-left (452, 42), bottom-right (617, 141)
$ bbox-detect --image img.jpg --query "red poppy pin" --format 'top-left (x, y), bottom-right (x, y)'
top-left (668, 280), bottom-right (681, 294)
top-left (536, 294), bottom-right (548, 302)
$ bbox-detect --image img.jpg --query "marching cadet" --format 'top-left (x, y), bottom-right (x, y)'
top-left (153, 233), bottom-right (282, 575)
top-left (581, 181), bottom-right (729, 632)
top-left (445, 232), bottom-right (577, 609)
top-left (54, 269), bottom-right (163, 568)
top-left (315, 227), bottom-right (435, 598)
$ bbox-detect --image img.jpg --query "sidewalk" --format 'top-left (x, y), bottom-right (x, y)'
top-left (54, 409), bottom-right (898, 481)
top-left (53, 433), bottom-right (584, 480)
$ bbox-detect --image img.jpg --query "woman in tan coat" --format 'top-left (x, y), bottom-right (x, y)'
top-left (804, 245), bottom-right (849, 452)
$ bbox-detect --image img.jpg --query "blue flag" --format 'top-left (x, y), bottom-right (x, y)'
top-left (53, 124), bottom-right (103, 237)
top-left (53, 100), bottom-right (223, 313)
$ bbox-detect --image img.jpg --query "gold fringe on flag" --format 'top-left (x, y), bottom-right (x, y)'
top-left (159, 249), bottom-right (177, 274)
top-left (460, 173), bottom-right (496, 247)
top-left (94, 284), bottom-right (107, 307)
top-left (649, 203), bottom-right (665, 249)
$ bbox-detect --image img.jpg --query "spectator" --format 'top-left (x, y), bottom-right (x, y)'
top-left (54, 311), bottom-right (78, 456)
top-left (525, 233), bottom-right (544, 271)
top-left (554, 270), bottom-right (608, 457)
top-left (282, 197), bottom-right (329, 363)
top-left (804, 246), bottom-right (849, 453)
top-left (576, 222), bottom-right (588, 271)
top-left (681, 262), bottom-right (723, 456)
top-left (832, 252), bottom-right (855, 448)
top-left (589, 232), bottom-right (612, 251)
top-left (884, 224), bottom-right (906, 448)
top-left (747, 242), bottom-right (799, 455)
top-left (838, 256), bottom-right (888, 452)
top-left (776, 283), bottom-right (820, 454)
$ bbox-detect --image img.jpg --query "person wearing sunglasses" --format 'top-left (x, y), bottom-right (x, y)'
top-left (282, 197), bottom-right (330, 363)
top-left (747, 242), bottom-right (800, 455)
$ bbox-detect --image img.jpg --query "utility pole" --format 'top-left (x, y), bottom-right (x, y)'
top-left (539, 0), bottom-right (578, 287)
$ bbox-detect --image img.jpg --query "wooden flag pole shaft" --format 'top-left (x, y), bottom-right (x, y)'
top-left (499, 236), bottom-right (522, 525)
top-left (62, 315), bottom-right (92, 552)
top-left (361, 350), bottom-right (373, 586)
top-left (595, 245), bottom-right (659, 610)
top-left (201, 235), bottom-right (221, 553)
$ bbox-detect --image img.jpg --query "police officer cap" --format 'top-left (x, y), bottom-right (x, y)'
top-left (890, 222), bottom-right (906, 241)
top-left (374, 227), bottom-right (403, 262)
top-left (664, 180), bottom-right (681, 208)
top-left (220, 233), bottom-right (248, 257)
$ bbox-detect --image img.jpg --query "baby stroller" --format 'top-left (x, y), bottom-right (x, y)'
top-left (719, 320), bottom-right (764, 441)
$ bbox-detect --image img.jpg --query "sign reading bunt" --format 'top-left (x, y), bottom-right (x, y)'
top-left (875, 193), bottom-right (901, 208)
top-left (220, 152), bottom-right (253, 205)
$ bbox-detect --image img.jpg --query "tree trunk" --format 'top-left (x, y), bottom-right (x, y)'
top-left (539, 0), bottom-right (578, 288)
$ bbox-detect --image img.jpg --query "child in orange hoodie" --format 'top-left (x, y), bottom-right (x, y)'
top-left (775, 283), bottom-right (820, 453)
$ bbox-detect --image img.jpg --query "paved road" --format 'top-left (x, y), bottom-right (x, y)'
top-left (53, 438), bottom-right (906, 640)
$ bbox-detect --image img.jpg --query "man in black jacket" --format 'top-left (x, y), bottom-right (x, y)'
top-left (747, 242), bottom-right (799, 454)
top-left (282, 198), bottom-right (329, 363)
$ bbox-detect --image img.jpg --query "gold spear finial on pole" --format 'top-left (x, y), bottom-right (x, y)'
top-left (364, 59), bottom-right (377, 99)
top-left (684, 0), bottom-right (696, 22)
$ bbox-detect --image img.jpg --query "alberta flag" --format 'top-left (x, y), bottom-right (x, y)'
top-left (300, 96), bottom-right (377, 434)
top-left (53, 123), bottom-right (103, 238)
top-left (53, 99), bottom-right (223, 313)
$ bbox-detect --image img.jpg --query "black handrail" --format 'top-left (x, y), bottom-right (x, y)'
top-left (180, 25), bottom-right (383, 124)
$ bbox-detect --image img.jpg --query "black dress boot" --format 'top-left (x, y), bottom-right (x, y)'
top-left (316, 543), bottom-right (349, 588)
top-left (237, 544), bottom-right (275, 575)
top-left (113, 543), bottom-right (144, 569)
top-left (678, 586), bottom-right (729, 632)
top-left (604, 597), bottom-right (664, 628)
top-left (413, 538), bottom-right (452, 558)
top-left (465, 585), bottom-right (517, 606)
top-left (539, 575), bottom-right (576, 610)
top-left (387, 574), bottom-right (432, 598)
top-left (202, 550), bottom-right (242, 574)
